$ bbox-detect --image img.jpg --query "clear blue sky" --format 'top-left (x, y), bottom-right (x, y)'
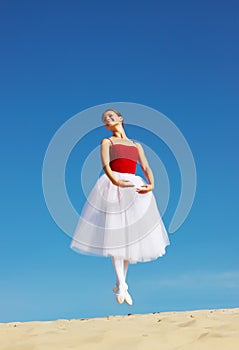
top-left (0, 0), bottom-right (238, 322)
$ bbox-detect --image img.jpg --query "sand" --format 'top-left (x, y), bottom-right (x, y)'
top-left (0, 308), bottom-right (238, 350)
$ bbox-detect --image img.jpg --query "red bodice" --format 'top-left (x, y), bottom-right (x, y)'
top-left (108, 140), bottom-right (139, 174)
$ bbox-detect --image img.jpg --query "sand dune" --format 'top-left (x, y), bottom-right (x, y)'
top-left (0, 308), bottom-right (238, 350)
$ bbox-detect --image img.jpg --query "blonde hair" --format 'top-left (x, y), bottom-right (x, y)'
top-left (102, 109), bottom-right (125, 128)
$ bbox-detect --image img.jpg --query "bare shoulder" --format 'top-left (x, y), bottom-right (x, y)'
top-left (100, 138), bottom-right (111, 146)
top-left (134, 141), bottom-right (144, 152)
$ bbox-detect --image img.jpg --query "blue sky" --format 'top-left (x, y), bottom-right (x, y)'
top-left (0, 0), bottom-right (238, 322)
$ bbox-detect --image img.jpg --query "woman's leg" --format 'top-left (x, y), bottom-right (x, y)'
top-left (112, 256), bottom-right (127, 290)
top-left (123, 260), bottom-right (129, 280)
top-left (112, 257), bottom-right (133, 304)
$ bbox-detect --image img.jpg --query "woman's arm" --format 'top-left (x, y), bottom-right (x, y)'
top-left (100, 139), bottom-right (135, 187)
top-left (134, 142), bottom-right (155, 192)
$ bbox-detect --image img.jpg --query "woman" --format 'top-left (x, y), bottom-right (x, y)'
top-left (70, 109), bottom-right (170, 305)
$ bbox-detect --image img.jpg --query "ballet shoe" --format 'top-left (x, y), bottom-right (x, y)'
top-left (115, 291), bottom-right (125, 304)
top-left (115, 285), bottom-right (126, 304)
top-left (124, 290), bottom-right (133, 306)
top-left (112, 283), bottom-right (133, 305)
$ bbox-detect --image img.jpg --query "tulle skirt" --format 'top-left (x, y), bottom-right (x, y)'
top-left (70, 171), bottom-right (170, 264)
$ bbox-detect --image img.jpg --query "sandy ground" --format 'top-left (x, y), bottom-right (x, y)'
top-left (0, 308), bottom-right (238, 350)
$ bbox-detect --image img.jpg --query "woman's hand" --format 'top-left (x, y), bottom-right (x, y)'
top-left (115, 179), bottom-right (135, 188)
top-left (136, 184), bottom-right (154, 194)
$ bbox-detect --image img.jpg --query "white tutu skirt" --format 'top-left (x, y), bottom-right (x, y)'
top-left (70, 171), bottom-right (170, 264)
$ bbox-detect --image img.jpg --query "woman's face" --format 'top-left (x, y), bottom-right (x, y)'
top-left (102, 110), bottom-right (122, 127)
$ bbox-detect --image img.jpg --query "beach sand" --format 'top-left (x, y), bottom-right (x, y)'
top-left (0, 308), bottom-right (238, 350)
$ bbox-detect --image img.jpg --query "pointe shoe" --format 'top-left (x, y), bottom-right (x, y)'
top-left (112, 283), bottom-right (133, 306)
top-left (124, 290), bottom-right (133, 306)
top-left (115, 287), bottom-right (126, 304)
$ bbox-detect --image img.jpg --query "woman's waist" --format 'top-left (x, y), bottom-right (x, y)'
top-left (100, 171), bottom-right (145, 187)
top-left (111, 170), bottom-right (139, 177)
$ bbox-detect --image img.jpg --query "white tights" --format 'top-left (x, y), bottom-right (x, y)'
top-left (111, 256), bottom-right (129, 289)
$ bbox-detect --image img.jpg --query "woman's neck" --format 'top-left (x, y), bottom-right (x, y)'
top-left (112, 130), bottom-right (127, 139)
